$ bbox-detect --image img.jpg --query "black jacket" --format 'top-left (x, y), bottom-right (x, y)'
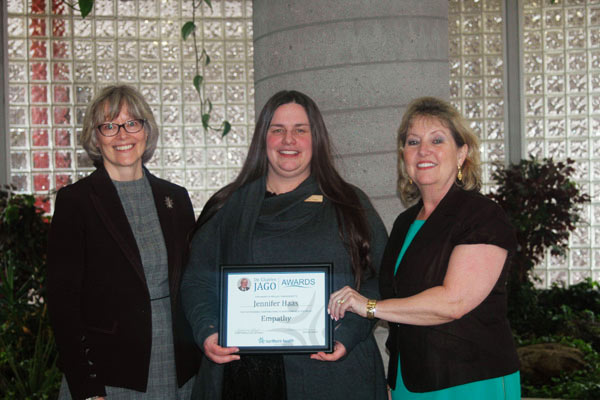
top-left (46, 165), bottom-right (199, 400)
top-left (380, 185), bottom-right (520, 392)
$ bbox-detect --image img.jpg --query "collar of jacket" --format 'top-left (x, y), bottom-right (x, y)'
top-left (87, 164), bottom-right (179, 294)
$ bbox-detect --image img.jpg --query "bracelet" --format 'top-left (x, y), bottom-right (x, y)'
top-left (366, 299), bottom-right (377, 319)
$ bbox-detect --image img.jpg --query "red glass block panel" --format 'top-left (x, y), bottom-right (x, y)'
top-left (54, 129), bottom-right (71, 146)
top-left (33, 151), bottom-right (50, 168)
top-left (53, 62), bottom-right (70, 81)
top-left (32, 129), bottom-right (49, 146)
top-left (55, 173), bottom-right (73, 189)
top-left (53, 107), bottom-right (71, 125)
top-left (31, 62), bottom-right (48, 80)
top-left (52, 0), bottom-right (66, 14)
top-left (31, 0), bottom-right (47, 14)
top-left (29, 19), bottom-right (46, 36)
top-left (30, 40), bottom-right (47, 58)
top-left (54, 151), bottom-right (72, 168)
top-left (31, 107), bottom-right (49, 125)
top-left (34, 196), bottom-right (51, 213)
top-left (53, 19), bottom-right (67, 36)
top-left (31, 85), bottom-right (48, 103)
top-left (53, 41), bottom-right (69, 58)
top-left (54, 86), bottom-right (70, 102)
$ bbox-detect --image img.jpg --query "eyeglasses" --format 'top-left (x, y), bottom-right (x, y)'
top-left (97, 119), bottom-right (146, 137)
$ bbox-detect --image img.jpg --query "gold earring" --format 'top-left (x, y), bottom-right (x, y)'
top-left (457, 164), bottom-right (463, 182)
top-left (408, 177), bottom-right (413, 185)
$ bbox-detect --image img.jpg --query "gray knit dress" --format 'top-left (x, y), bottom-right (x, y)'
top-left (58, 175), bottom-right (193, 399)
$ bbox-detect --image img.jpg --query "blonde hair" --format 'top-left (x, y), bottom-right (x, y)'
top-left (81, 85), bottom-right (159, 164)
top-left (397, 97), bottom-right (482, 206)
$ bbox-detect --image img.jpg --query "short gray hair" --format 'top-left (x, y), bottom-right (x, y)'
top-left (81, 85), bottom-right (159, 164)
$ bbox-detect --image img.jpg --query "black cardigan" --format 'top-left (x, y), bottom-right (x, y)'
top-left (46, 165), bottom-right (199, 400)
top-left (182, 175), bottom-right (388, 400)
top-left (379, 185), bottom-right (520, 392)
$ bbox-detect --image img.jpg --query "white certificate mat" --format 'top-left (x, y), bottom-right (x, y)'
top-left (219, 264), bottom-right (333, 354)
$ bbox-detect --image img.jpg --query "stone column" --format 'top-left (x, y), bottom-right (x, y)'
top-left (253, 0), bottom-right (449, 370)
top-left (253, 0), bottom-right (449, 228)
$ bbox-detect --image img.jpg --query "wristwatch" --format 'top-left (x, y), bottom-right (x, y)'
top-left (366, 299), bottom-right (377, 319)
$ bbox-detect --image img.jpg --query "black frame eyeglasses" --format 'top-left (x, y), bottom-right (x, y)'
top-left (97, 119), bottom-right (146, 137)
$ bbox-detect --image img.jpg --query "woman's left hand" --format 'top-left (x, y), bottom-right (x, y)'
top-left (310, 341), bottom-right (347, 361)
top-left (328, 285), bottom-right (368, 320)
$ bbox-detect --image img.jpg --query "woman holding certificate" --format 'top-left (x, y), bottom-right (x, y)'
top-left (328, 97), bottom-right (521, 399)
top-left (182, 90), bottom-right (388, 400)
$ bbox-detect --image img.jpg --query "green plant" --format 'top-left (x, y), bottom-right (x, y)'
top-left (181, 0), bottom-right (232, 136)
top-left (511, 279), bottom-right (600, 348)
top-left (510, 280), bottom-right (600, 399)
top-left (61, 0), bottom-right (94, 18)
top-left (0, 190), bottom-right (50, 298)
top-left (488, 157), bottom-right (590, 287)
top-left (60, 0), bottom-right (231, 137)
top-left (0, 306), bottom-right (61, 400)
top-left (490, 158), bottom-right (597, 397)
top-left (0, 189), bottom-right (60, 399)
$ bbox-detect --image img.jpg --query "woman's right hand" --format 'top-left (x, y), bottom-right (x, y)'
top-left (203, 332), bottom-right (240, 364)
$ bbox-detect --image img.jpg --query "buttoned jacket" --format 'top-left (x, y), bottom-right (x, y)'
top-left (379, 185), bottom-right (520, 392)
top-left (46, 165), bottom-right (199, 400)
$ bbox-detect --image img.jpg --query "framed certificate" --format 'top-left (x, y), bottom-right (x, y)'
top-left (219, 263), bottom-right (333, 354)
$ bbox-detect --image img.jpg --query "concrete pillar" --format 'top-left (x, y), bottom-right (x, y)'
top-left (253, 0), bottom-right (450, 370)
top-left (253, 0), bottom-right (449, 229)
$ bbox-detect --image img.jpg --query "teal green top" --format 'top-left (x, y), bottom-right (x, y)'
top-left (391, 220), bottom-right (520, 400)
top-left (393, 220), bottom-right (425, 275)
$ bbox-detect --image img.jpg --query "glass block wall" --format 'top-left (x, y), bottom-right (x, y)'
top-left (6, 0), bottom-right (254, 214)
top-left (451, 0), bottom-right (599, 286)
top-left (448, 0), bottom-right (506, 193)
top-left (522, 0), bottom-right (600, 285)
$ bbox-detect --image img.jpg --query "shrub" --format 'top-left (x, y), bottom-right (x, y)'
top-left (489, 158), bottom-right (599, 398)
top-left (0, 188), bottom-right (60, 399)
top-left (488, 157), bottom-right (590, 288)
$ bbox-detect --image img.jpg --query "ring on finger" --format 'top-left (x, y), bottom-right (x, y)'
top-left (337, 298), bottom-right (346, 304)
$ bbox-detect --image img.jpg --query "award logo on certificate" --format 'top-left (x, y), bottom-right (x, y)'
top-left (219, 263), bottom-right (333, 354)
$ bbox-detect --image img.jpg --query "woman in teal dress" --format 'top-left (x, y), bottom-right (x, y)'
top-left (328, 97), bottom-right (520, 399)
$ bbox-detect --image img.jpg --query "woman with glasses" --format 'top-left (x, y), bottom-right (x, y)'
top-left (47, 85), bottom-right (199, 400)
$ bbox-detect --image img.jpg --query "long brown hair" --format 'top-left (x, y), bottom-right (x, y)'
top-left (193, 90), bottom-right (374, 288)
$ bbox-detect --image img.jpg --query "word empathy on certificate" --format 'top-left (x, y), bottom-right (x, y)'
top-left (220, 264), bottom-right (333, 354)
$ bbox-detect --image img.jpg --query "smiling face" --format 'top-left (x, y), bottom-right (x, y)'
top-left (96, 103), bottom-right (148, 181)
top-left (403, 116), bottom-right (467, 195)
top-left (265, 103), bottom-right (313, 192)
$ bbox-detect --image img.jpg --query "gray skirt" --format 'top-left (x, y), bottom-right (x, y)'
top-left (58, 297), bottom-right (193, 400)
